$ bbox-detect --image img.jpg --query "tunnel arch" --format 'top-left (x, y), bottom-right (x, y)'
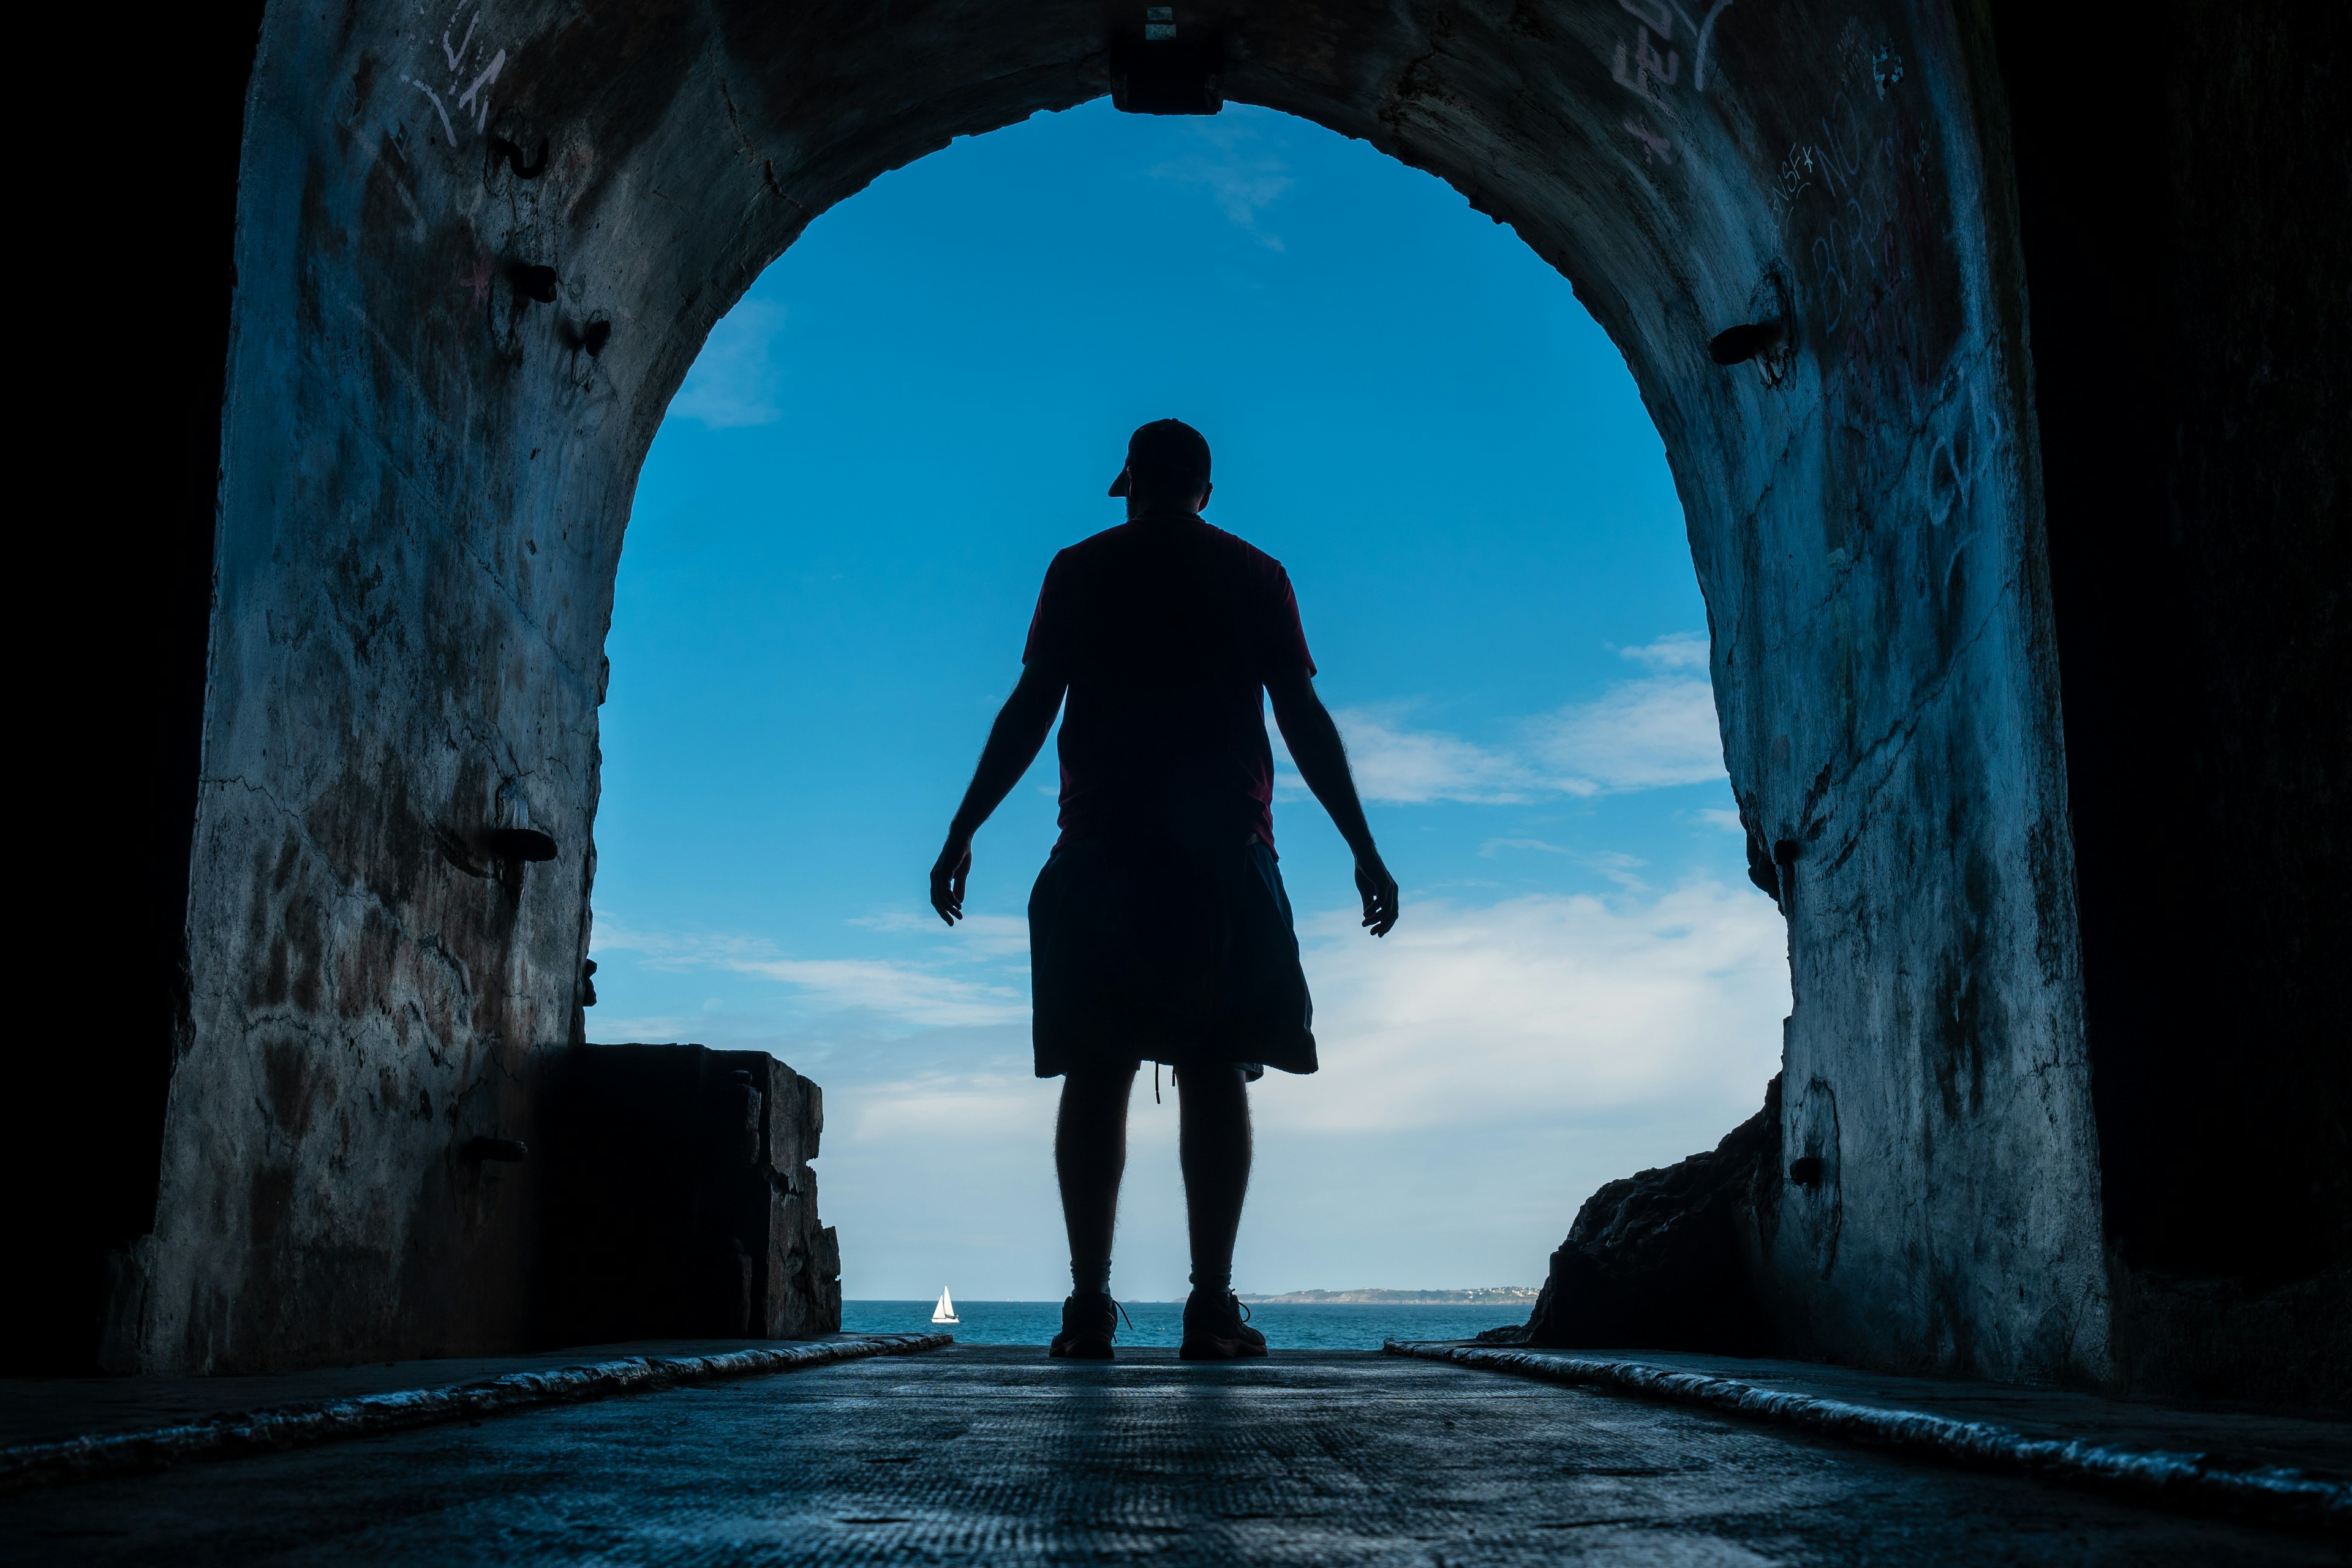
top-left (142, 0), bottom-right (2105, 1383)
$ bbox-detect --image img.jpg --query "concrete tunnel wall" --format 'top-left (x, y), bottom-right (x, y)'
top-left (116, 0), bottom-right (2111, 1381)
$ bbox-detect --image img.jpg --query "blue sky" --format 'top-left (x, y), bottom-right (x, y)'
top-left (589, 100), bottom-right (1788, 1302)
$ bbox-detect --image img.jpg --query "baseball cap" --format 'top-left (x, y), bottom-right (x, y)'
top-left (1107, 418), bottom-right (1212, 497)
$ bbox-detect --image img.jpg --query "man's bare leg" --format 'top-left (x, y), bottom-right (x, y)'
top-left (1055, 1065), bottom-right (1137, 1297)
top-left (1175, 1062), bottom-right (1252, 1295)
top-left (1175, 1061), bottom-right (1265, 1357)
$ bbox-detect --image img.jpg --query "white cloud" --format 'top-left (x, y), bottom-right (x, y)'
top-left (590, 914), bottom-right (1026, 1029)
top-left (669, 298), bottom-right (786, 428)
top-left (849, 911), bottom-right (933, 935)
top-left (1527, 673), bottom-right (1726, 791)
top-left (1256, 880), bottom-right (1789, 1136)
top-left (1474, 841), bottom-right (1650, 890)
top-left (1698, 807), bottom-right (1747, 833)
top-left (591, 1012), bottom-right (696, 1043)
top-left (848, 1077), bottom-right (1049, 1145)
top-left (1581, 850), bottom-right (1652, 889)
top-left (590, 880), bottom-right (1790, 1300)
top-left (952, 914), bottom-right (1033, 959)
top-left (723, 956), bottom-right (1026, 1028)
top-left (1152, 121), bottom-right (1294, 249)
top-left (1478, 837), bottom-right (1569, 857)
top-left (586, 914), bottom-right (726, 963)
top-left (1297, 634), bottom-right (1728, 805)
top-left (1331, 706), bottom-right (1532, 804)
top-left (851, 910), bottom-right (1030, 959)
top-left (1619, 630), bottom-right (1710, 671)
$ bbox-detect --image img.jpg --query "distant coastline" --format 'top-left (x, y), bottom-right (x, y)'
top-left (1233, 1287), bottom-right (1540, 1305)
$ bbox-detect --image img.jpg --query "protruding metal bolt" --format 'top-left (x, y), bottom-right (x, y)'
top-left (491, 780), bottom-right (557, 862)
top-left (1710, 320), bottom-right (1784, 365)
top-left (489, 827), bottom-right (557, 861)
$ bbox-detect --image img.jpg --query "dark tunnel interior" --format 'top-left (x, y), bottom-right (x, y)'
top-left (25, 0), bottom-right (2343, 1405)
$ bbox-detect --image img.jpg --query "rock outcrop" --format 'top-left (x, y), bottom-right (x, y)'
top-left (540, 1045), bottom-right (841, 1345)
top-left (1494, 1078), bottom-right (1782, 1356)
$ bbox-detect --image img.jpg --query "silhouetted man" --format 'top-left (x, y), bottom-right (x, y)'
top-left (930, 419), bottom-right (1398, 1360)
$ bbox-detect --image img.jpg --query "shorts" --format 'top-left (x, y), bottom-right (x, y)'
top-left (1027, 833), bottom-right (1317, 1080)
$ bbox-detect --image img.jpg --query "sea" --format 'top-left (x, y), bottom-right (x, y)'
top-left (843, 1299), bottom-right (1529, 1350)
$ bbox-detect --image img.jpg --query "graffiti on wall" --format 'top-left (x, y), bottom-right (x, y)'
top-left (1607, 0), bottom-right (1735, 165)
top-left (1768, 20), bottom-right (1959, 417)
top-left (398, 3), bottom-right (510, 148)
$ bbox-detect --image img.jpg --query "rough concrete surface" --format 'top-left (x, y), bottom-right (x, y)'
top-left (1, 1336), bottom-right (947, 1493)
top-left (154, 0), bottom-right (2106, 1396)
top-left (1, 1341), bottom-right (801, 1449)
top-left (0, 1348), bottom-right (2327, 1565)
top-left (1442, 1346), bottom-right (2352, 1482)
top-left (1390, 1342), bottom-right (2350, 1530)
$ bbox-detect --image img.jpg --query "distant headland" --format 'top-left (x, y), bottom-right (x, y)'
top-left (1234, 1287), bottom-right (1540, 1305)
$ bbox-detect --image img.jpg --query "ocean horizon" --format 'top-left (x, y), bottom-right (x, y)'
top-left (843, 1298), bottom-right (1531, 1349)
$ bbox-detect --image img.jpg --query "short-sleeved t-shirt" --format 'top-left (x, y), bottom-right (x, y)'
top-left (1023, 516), bottom-right (1314, 853)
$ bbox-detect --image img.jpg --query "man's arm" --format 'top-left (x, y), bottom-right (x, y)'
top-left (1265, 666), bottom-right (1400, 937)
top-left (930, 665), bottom-right (1067, 925)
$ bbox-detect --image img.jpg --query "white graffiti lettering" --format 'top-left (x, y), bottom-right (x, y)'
top-left (399, 74), bottom-right (460, 146)
top-left (1607, 0), bottom-right (1732, 165)
top-left (1624, 116), bottom-right (1676, 164)
top-left (455, 48), bottom-right (507, 131)
top-left (442, 10), bottom-right (478, 73)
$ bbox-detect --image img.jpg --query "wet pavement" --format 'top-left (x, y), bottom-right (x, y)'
top-left (0, 1346), bottom-right (2329, 1564)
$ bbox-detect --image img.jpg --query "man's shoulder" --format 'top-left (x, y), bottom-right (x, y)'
top-left (1051, 518), bottom-right (1286, 579)
top-left (1195, 520), bottom-right (1288, 581)
top-left (1197, 519), bottom-right (1270, 557)
top-left (1052, 521), bottom-right (1140, 565)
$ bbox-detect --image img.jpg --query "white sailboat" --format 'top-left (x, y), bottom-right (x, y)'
top-left (931, 1287), bottom-right (959, 1325)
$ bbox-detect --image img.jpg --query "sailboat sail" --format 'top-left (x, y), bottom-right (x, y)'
top-left (932, 1287), bottom-right (959, 1324)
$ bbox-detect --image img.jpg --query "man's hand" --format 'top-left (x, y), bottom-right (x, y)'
top-left (930, 834), bottom-right (972, 925)
top-left (1355, 851), bottom-right (1400, 937)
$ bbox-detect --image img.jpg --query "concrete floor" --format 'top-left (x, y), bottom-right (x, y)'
top-left (0, 1347), bottom-right (2327, 1565)
top-left (0, 1340), bottom-right (801, 1449)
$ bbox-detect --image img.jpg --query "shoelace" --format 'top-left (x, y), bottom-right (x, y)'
top-left (1071, 1292), bottom-right (1135, 1334)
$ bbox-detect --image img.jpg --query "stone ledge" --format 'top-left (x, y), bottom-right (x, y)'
top-left (1, 1333), bottom-right (950, 1493)
top-left (1384, 1340), bottom-right (2349, 1536)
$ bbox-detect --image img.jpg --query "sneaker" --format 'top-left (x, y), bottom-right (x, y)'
top-left (1179, 1289), bottom-right (1269, 1360)
top-left (1049, 1291), bottom-right (1120, 1359)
